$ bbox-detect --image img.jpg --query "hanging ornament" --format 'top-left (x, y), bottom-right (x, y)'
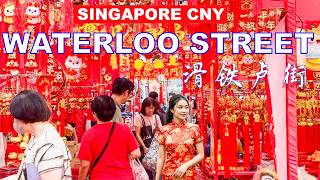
top-left (110, 54), bottom-right (118, 70)
top-left (23, 0), bottom-right (44, 73)
top-left (64, 55), bottom-right (86, 83)
top-left (154, 59), bottom-right (164, 69)
top-left (144, 60), bottom-right (153, 77)
top-left (134, 59), bottom-right (144, 71)
top-left (239, 54), bottom-right (256, 78)
top-left (119, 55), bottom-right (129, 73)
top-left (3, 1), bottom-right (21, 75)
top-left (3, 2), bottom-right (15, 24)
top-left (104, 74), bottom-right (112, 82)
top-left (220, 53), bottom-right (235, 68)
top-left (25, 1), bottom-right (41, 24)
top-left (167, 55), bottom-right (178, 66)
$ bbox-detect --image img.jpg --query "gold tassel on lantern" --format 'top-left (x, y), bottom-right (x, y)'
top-left (110, 54), bottom-right (118, 70)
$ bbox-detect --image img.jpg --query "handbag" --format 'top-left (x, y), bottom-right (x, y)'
top-left (141, 138), bottom-right (159, 172)
top-left (130, 159), bottom-right (149, 180)
top-left (24, 163), bottom-right (41, 180)
top-left (87, 122), bottom-right (116, 179)
top-left (139, 114), bottom-right (154, 149)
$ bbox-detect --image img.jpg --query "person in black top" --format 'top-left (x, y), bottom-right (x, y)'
top-left (148, 91), bottom-right (166, 125)
top-left (72, 0), bottom-right (84, 5)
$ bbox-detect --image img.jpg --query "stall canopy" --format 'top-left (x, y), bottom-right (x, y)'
top-left (263, 0), bottom-right (320, 22)
top-left (263, 0), bottom-right (320, 179)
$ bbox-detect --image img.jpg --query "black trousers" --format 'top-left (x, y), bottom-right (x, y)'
top-left (146, 169), bottom-right (154, 180)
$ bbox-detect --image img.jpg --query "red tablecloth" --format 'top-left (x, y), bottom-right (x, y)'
top-left (0, 167), bottom-right (18, 179)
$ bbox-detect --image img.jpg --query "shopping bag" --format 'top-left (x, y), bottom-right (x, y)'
top-left (142, 138), bottom-right (159, 172)
top-left (130, 159), bottom-right (149, 180)
top-left (0, 133), bottom-right (5, 167)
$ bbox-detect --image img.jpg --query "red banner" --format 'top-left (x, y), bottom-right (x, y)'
top-left (73, 6), bottom-right (227, 24)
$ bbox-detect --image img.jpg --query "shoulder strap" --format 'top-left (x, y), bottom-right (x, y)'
top-left (89, 122), bottom-right (116, 175)
top-left (140, 114), bottom-right (146, 126)
top-left (154, 114), bottom-right (158, 128)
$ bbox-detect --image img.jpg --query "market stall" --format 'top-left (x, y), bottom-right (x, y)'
top-left (0, 0), bottom-right (319, 179)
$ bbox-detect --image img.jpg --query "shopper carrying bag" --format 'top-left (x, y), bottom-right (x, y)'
top-left (130, 159), bottom-right (149, 180)
top-left (86, 122), bottom-right (116, 179)
top-left (134, 98), bottom-right (162, 179)
top-left (142, 137), bottom-right (159, 172)
top-left (78, 95), bottom-right (140, 180)
top-left (135, 98), bottom-right (162, 156)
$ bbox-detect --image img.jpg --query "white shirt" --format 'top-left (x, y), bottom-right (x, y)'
top-left (18, 124), bottom-right (72, 180)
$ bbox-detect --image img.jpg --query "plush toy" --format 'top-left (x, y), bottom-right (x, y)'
top-left (25, 1), bottom-right (41, 25)
top-left (65, 55), bottom-right (87, 82)
top-left (65, 55), bottom-right (83, 70)
top-left (3, 2), bottom-right (14, 24)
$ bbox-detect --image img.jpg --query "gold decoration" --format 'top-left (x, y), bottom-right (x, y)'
top-left (144, 60), bottom-right (153, 72)
top-left (20, 142), bottom-right (27, 149)
top-left (154, 59), bottom-right (164, 69)
top-left (308, 24), bottom-right (320, 34)
top-left (25, 60), bottom-right (38, 68)
top-left (18, 153), bottom-right (24, 161)
top-left (110, 25), bottom-right (123, 36)
top-left (22, 134), bottom-right (29, 143)
top-left (8, 152), bottom-right (18, 160)
top-left (168, 55), bottom-right (178, 66)
top-left (6, 60), bottom-right (19, 67)
top-left (146, 24), bottom-right (164, 38)
top-left (110, 54), bottom-right (118, 69)
top-left (311, 151), bottom-right (320, 162)
top-left (120, 55), bottom-right (129, 67)
top-left (134, 59), bottom-right (144, 70)
top-left (306, 58), bottom-right (320, 71)
top-left (104, 74), bottom-right (112, 82)
top-left (79, 23), bottom-right (100, 33)
top-left (10, 135), bottom-right (23, 143)
top-left (253, 113), bottom-right (260, 123)
top-left (174, 23), bottom-right (186, 40)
